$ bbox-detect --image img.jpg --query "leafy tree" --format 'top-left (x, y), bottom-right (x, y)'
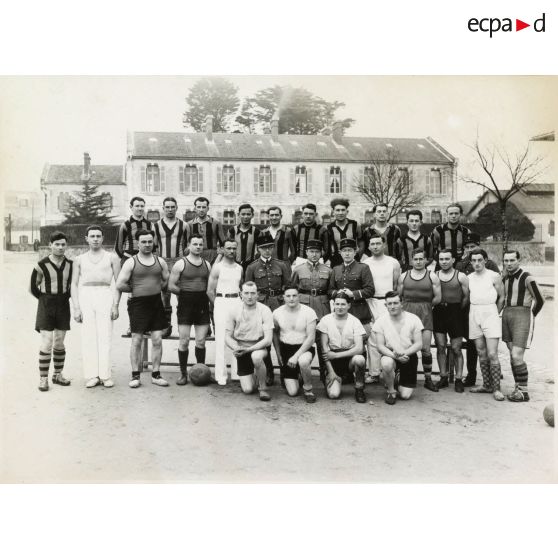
top-left (353, 148), bottom-right (425, 221)
top-left (475, 202), bottom-right (535, 241)
top-left (62, 181), bottom-right (113, 225)
top-left (463, 137), bottom-right (546, 252)
top-left (182, 77), bottom-right (240, 132)
top-left (236, 85), bottom-right (355, 134)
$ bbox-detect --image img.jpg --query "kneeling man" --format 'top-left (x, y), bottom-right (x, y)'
top-left (373, 291), bottom-right (423, 405)
top-left (316, 293), bottom-right (367, 403)
top-left (272, 284), bottom-right (318, 403)
top-left (225, 281), bottom-right (274, 402)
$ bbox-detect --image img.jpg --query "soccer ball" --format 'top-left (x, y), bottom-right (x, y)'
top-left (543, 404), bottom-right (554, 427)
top-left (189, 364), bottom-right (212, 386)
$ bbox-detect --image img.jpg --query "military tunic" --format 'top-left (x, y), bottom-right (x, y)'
top-left (291, 261), bottom-right (332, 319)
top-left (245, 257), bottom-right (291, 311)
top-left (328, 260), bottom-right (375, 324)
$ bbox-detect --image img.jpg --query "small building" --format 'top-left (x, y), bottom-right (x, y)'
top-left (125, 116), bottom-right (457, 225)
top-left (40, 153), bottom-right (126, 225)
top-left (3, 189), bottom-right (44, 248)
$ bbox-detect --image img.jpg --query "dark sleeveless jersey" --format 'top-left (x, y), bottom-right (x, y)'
top-left (436, 269), bottom-right (463, 303)
top-left (178, 257), bottom-right (210, 292)
top-left (130, 255), bottom-right (163, 297)
top-left (402, 270), bottom-right (433, 302)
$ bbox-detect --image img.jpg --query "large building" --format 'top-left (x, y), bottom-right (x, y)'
top-left (126, 117), bottom-right (457, 225)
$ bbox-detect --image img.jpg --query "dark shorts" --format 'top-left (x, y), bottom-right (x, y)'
top-left (279, 342), bottom-right (316, 380)
top-left (396, 353), bottom-right (419, 388)
top-left (325, 350), bottom-right (366, 384)
top-left (177, 291), bottom-right (211, 325)
top-left (433, 303), bottom-right (466, 338)
top-left (128, 293), bottom-right (168, 334)
top-left (502, 306), bottom-right (532, 348)
top-left (235, 347), bottom-right (269, 377)
top-left (402, 301), bottom-right (433, 331)
top-left (35, 294), bottom-right (71, 333)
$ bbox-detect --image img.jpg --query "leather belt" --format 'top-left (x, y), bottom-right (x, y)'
top-left (261, 289), bottom-right (280, 297)
top-left (299, 288), bottom-right (327, 296)
top-left (216, 293), bottom-right (238, 298)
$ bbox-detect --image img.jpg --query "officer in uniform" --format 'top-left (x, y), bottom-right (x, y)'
top-left (245, 231), bottom-right (291, 385)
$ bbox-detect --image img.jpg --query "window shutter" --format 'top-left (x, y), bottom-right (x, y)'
top-left (179, 166), bottom-right (184, 194)
top-left (235, 167), bottom-right (241, 192)
top-left (324, 167), bottom-right (330, 194)
top-left (289, 168), bottom-right (295, 194)
top-left (442, 170), bottom-right (449, 195)
top-left (216, 166), bottom-right (222, 193)
top-left (216, 210), bottom-right (223, 223)
top-left (159, 166), bottom-right (166, 193)
top-left (198, 166), bottom-right (204, 193)
top-left (253, 167), bottom-right (259, 193)
top-left (272, 168), bottom-right (277, 193)
top-left (341, 168), bottom-right (348, 193)
top-left (423, 169), bottom-right (430, 194)
top-left (140, 166), bottom-right (146, 192)
top-left (306, 168), bottom-right (312, 193)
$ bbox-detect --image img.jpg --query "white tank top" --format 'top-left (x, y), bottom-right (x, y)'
top-left (78, 250), bottom-right (113, 286)
top-left (363, 255), bottom-right (397, 297)
top-left (469, 269), bottom-right (498, 304)
top-left (216, 261), bottom-right (243, 295)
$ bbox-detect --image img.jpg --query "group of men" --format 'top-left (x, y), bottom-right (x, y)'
top-left (30, 196), bottom-right (544, 407)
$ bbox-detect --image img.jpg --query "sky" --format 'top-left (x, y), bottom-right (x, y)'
top-left (0, 75), bottom-right (555, 201)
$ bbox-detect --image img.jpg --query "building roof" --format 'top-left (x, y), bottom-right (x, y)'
top-left (466, 184), bottom-right (555, 216)
top-left (129, 131), bottom-right (455, 164)
top-left (530, 131), bottom-right (555, 142)
top-left (41, 164), bottom-right (125, 185)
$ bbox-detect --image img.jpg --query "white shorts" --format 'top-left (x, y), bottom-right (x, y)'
top-left (469, 304), bottom-right (501, 340)
top-left (367, 298), bottom-right (388, 322)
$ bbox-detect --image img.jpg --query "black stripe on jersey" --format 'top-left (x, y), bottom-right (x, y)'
top-left (517, 272), bottom-right (527, 307)
top-left (39, 261), bottom-right (51, 293)
top-left (506, 274), bottom-right (514, 307)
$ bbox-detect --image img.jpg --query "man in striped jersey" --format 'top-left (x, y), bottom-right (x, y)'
top-left (291, 203), bottom-right (328, 267)
top-left (184, 197), bottom-right (225, 264)
top-left (360, 203), bottom-right (402, 259)
top-left (263, 206), bottom-right (296, 269)
top-left (153, 197), bottom-right (186, 338)
top-left (431, 203), bottom-right (471, 267)
top-left (395, 209), bottom-right (433, 272)
top-left (325, 198), bottom-right (362, 268)
top-left (502, 250), bottom-right (544, 402)
top-left (227, 203), bottom-right (261, 272)
top-left (29, 231), bottom-right (73, 392)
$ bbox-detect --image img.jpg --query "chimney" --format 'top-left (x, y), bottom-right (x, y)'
top-left (271, 111), bottom-right (279, 142)
top-left (205, 115), bottom-right (214, 141)
top-left (332, 121), bottom-right (344, 144)
top-left (83, 152), bottom-right (91, 179)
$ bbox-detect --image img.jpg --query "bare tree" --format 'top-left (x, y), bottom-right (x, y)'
top-left (463, 137), bottom-right (547, 251)
top-left (353, 148), bottom-right (426, 221)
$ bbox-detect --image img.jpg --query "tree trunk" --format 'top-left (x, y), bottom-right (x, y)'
top-left (500, 201), bottom-right (508, 259)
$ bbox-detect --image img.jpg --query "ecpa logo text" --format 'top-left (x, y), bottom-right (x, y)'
top-left (468, 13), bottom-right (545, 37)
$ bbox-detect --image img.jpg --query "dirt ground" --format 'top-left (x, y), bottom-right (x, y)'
top-left (1, 252), bottom-right (555, 483)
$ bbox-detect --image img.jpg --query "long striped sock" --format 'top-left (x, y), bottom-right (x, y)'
top-left (511, 363), bottom-right (519, 384)
top-left (490, 362), bottom-right (501, 391)
top-left (479, 359), bottom-right (491, 389)
top-left (422, 353), bottom-right (433, 373)
top-left (39, 351), bottom-right (51, 377)
top-left (52, 348), bottom-right (66, 375)
top-left (514, 362), bottom-right (529, 388)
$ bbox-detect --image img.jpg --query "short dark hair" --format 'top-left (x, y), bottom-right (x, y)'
top-left (437, 248), bottom-right (454, 258)
top-left (385, 290), bottom-right (400, 302)
top-left (446, 203), bottom-right (463, 214)
top-left (406, 209), bottom-right (423, 221)
top-left (330, 198), bottom-right (349, 210)
top-left (504, 250), bottom-right (521, 260)
top-left (302, 203), bottom-right (317, 212)
top-left (470, 248), bottom-right (488, 260)
top-left (267, 206), bottom-right (282, 215)
top-left (49, 231), bottom-right (68, 243)
top-left (283, 283), bottom-right (300, 294)
top-left (135, 229), bottom-right (154, 241)
top-left (162, 197), bottom-right (177, 207)
top-left (238, 203), bottom-right (254, 214)
top-left (334, 292), bottom-right (351, 303)
top-left (368, 233), bottom-right (384, 243)
top-left (130, 196), bottom-right (145, 207)
top-left (188, 234), bottom-right (204, 243)
top-left (86, 225), bottom-right (103, 236)
top-left (411, 248), bottom-right (425, 258)
top-left (373, 203), bottom-right (388, 212)
top-left (194, 197), bottom-right (210, 207)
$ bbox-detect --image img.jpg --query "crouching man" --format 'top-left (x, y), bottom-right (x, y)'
top-left (316, 293), bottom-right (367, 403)
top-left (225, 281), bottom-right (274, 402)
top-left (272, 284), bottom-right (318, 403)
top-left (372, 291), bottom-right (423, 405)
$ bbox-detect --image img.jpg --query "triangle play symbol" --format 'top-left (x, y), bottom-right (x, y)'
top-left (516, 19), bottom-right (530, 31)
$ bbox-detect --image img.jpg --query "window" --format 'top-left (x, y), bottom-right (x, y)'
top-left (19, 235), bottom-right (28, 244)
top-left (183, 210), bottom-right (195, 222)
top-left (295, 166), bottom-right (306, 193)
top-left (396, 211), bottom-right (407, 224)
top-left (57, 192), bottom-right (71, 212)
top-left (179, 164), bottom-right (204, 194)
top-left (254, 165), bottom-right (277, 193)
top-left (431, 209), bottom-right (442, 224)
top-left (398, 168), bottom-right (410, 194)
top-left (321, 214), bottom-right (332, 225)
top-left (219, 165), bottom-right (237, 193)
top-left (260, 210), bottom-right (270, 225)
top-left (425, 169), bottom-right (447, 196)
top-left (146, 164), bottom-right (161, 193)
top-left (18, 198), bottom-right (29, 208)
top-left (328, 166), bottom-right (342, 194)
top-left (364, 210), bottom-right (374, 224)
top-left (363, 166), bottom-right (375, 192)
top-left (549, 220), bottom-right (555, 237)
top-left (223, 210), bottom-right (236, 226)
top-left (292, 210), bottom-right (303, 225)
top-left (147, 210), bottom-right (160, 222)
top-left (104, 193), bottom-right (113, 212)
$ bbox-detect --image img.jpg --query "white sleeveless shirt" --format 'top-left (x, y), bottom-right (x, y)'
top-left (469, 269), bottom-right (498, 304)
top-left (78, 250), bottom-right (113, 286)
top-left (362, 255), bottom-right (398, 297)
top-left (215, 261), bottom-right (243, 295)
